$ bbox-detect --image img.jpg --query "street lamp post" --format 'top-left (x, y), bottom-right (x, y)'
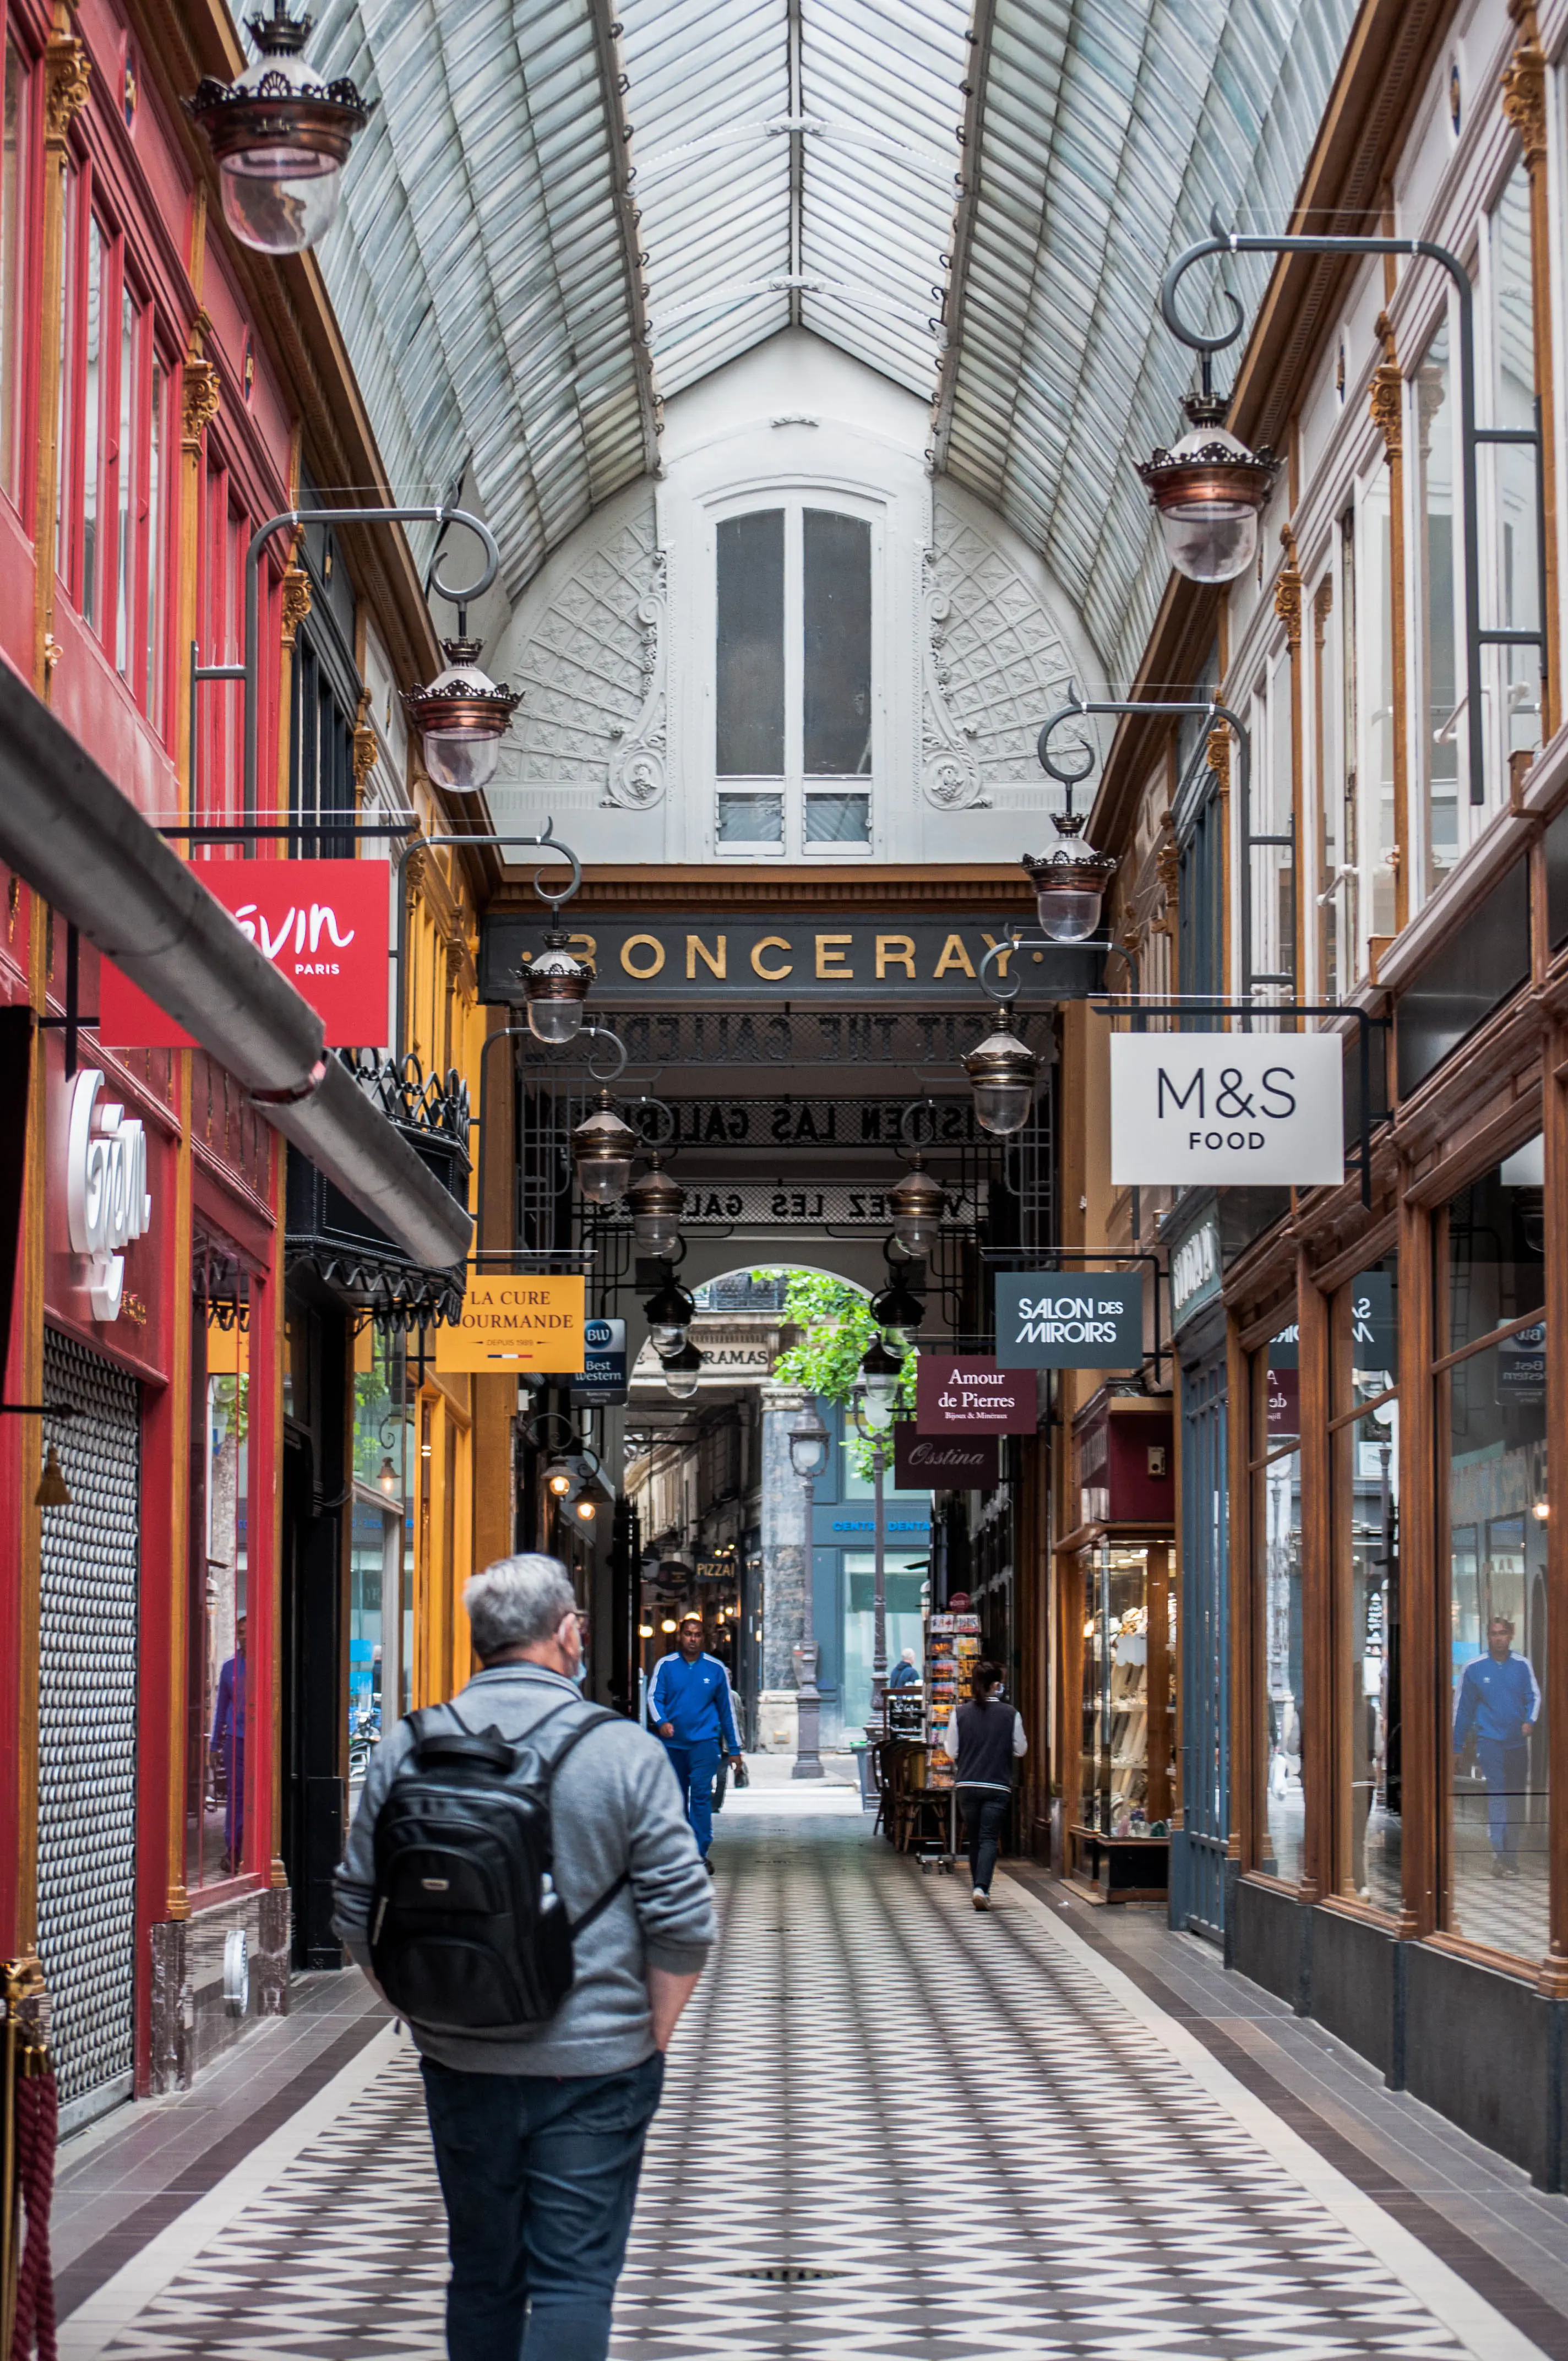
top-left (787, 1400), bottom-right (830, 1781)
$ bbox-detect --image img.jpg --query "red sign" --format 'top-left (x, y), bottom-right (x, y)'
top-left (99, 861), bottom-right (391, 1049)
top-left (894, 1428), bottom-right (998, 1488)
top-left (916, 1356), bottom-right (1038, 1434)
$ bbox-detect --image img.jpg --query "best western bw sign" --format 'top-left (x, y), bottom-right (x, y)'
top-left (1110, 1035), bottom-right (1344, 1187)
top-left (995, 1272), bottom-right (1143, 1369)
top-left (434, 1276), bottom-right (585, 1373)
top-left (480, 914), bottom-right (1095, 1007)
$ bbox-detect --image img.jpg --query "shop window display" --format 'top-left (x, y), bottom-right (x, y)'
top-left (1256, 1314), bottom-right (1304, 1880)
top-left (1333, 1258), bottom-right (1401, 1912)
top-left (843, 1554), bottom-right (925, 1734)
top-left (187, 1318), bottom-right (250, 1887)
top-left (1442, 1142), bottom-right (1547, 1958)
top-left (1077, 1541), bottom-right (1174, 1839)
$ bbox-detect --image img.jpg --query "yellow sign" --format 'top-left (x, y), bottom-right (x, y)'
top-left (434, 1275), bottom-right (586, 1373)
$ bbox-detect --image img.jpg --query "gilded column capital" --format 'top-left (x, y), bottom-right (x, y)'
top-left (280, 566), bottom-right (312, 648)
top-left (1502, 28), bottom-right (1548, 167)
top-left (353, 687), bottom-right (377, 792)
top-left (182, 358), bottom-right (222, 446)
top-left (1312, 576), bottom-right (1333, 648)
top-left (1274, 524), bottom-right (1303, 651)
top-left (404, 844), bottom-right (428, 902)
top-left (44, 34), bottom-right (90, 144)
top-left (1206, 726), bottom-right (1231, 790)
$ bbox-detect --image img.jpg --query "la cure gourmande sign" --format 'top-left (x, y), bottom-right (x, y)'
top-left (434, 1276), bottom-right (586, 1375)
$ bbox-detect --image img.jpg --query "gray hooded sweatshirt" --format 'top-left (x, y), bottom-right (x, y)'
top-left (331, 1662), bottom-right (715, 2077)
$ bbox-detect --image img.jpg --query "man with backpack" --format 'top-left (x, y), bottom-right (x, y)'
top-left (334, 1553), bottom-right (714, 2361)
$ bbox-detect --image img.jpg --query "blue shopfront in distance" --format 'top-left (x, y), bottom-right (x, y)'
top-left (808, 1400), bottom-right (934, 1746)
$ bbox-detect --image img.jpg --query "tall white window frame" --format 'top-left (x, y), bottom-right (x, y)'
top-left (705, 488), bottom-right (883, 860)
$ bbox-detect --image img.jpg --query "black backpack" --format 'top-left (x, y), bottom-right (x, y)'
top-left (367, 1697), bottom-right (628, 2035)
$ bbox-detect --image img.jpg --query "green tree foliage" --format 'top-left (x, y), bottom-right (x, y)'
top-left (757, 1269), bottom-right (914, 1476)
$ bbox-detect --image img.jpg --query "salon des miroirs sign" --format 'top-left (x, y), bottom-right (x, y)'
top-left (481, 915), bottom-right (1095, 1007)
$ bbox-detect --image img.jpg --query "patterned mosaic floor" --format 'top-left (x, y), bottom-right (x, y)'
top-left (59, 1812), bottom-right (1549, 2360)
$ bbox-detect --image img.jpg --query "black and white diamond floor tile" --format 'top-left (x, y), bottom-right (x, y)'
top-left (57, 1813), bottom-right (1548, 2360)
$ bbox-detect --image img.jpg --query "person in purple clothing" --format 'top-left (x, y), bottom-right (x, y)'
top-left (1453, 1616), bottom-right (1540, 1877)
top-left (211, 1611), bottom-right (247, 1873)
top-left (649, 1614), bottom-right (741, 1868)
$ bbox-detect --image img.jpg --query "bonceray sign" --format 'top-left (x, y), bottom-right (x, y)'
top-left (1109, 1034), bottom-right (1344, 1187)
top-left (434, 1276), bottom-right (585, 1374)
top-left (994, 1272), bottom-right (1143, 1370)
top-left (99, 861), bottom-right (390, 1049)
top-left (481, 914), bottom-right (1064, 1007)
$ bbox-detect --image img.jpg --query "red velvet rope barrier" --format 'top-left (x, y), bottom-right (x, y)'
top-left (9, 2065), bottom-right (57, 2361)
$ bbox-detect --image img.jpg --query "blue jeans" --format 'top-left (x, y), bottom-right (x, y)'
top-left (1476, 1737), bottom-right (1529, 1858)
top-left (421, 2050), bottom-right (664, 2360)
top-left (663, 1740), bottom-right (721, 1854)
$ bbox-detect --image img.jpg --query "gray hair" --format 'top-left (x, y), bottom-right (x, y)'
top-left (464, 1553), bottom-right (578, 1662)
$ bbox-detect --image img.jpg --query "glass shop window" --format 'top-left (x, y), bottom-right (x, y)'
top-left (1311, 558), bottom-right (1342, 1004)
top-left (1077, 1540), bottom-right (1176, 1840)
top-left (1253, 1309), bottom-right (1304, 1880)
top-left (1440, 1139), bottom-right (1547, 1960)
top-left (1413, 318), bottom-right (1461, 890)
top-left (842, 1554), bottom-right (925, 1732)
top-left (1332, 1255), bottom-right (1401, 1914)
top-left (1249, 648), bottom-right (1294, 1004)
top-left (715, 501), bottom-right (873, 855)
top-left (1354, 470), bottom-right (1397, 959)
top-left (1487, 166), bottom-right (1540, 776)
top-left (0, 40), bottom-right (30, 505)
top-left (187, 1315), bottom-right (251, 1889)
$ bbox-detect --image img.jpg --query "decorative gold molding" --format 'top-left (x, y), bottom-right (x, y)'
top-left (1313, 578), bottom-right (1333, 645)
top-left (43, 32), bottom-right (90, 144)
top-left (352, 687), bottom-right (377, 794)
top-left (1274, 524), bottom-right (1303, 652)
top-left (1370, 311), bottom-right (1402, 455)
top-left (280, 567), bottom-right (312, 649)
top-left (182, 358), bottom-right (221, 447)
top-left (1205, 725), bottom-right (1232, 789)
top-left (1502, 14), bottom-right (1548, 168)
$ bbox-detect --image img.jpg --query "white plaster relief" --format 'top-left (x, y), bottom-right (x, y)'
top-left (922, 493), bottom-right (1078, 812)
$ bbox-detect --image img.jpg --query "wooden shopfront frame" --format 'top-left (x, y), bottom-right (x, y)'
top-left (1053, 1519), bottom-right (1177, 1901)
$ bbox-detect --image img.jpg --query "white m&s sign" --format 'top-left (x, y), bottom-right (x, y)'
top-left (1110, 1034), bottom-right (1344, 1187)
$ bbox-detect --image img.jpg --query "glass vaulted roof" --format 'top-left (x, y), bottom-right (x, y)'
top-left (309, 0), bottom-right (1357, 670)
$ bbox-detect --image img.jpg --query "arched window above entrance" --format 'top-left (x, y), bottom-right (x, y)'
top-left (714, 497), bottom-right (876, 857)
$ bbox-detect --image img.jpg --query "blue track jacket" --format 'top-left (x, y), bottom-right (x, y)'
top-left (1453, 1650), bottom-right (1542, 1749)
top-left (650, 1650), bottom-right (740, 1751)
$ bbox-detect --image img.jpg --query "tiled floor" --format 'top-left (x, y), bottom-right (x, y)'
top-left (51, 1800), bottom-right (1568, 2359)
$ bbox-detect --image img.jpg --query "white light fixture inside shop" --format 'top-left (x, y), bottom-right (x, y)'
top-left (184, 0), bottom-right (374, 255)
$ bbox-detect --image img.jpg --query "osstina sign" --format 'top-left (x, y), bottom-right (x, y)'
top-left (1109, 1034), bottom-right (1344, 1187)
top-left (433, 1276), bottom-right (586, 1373)
top-left (99, 861), bottom-right (390, 1049)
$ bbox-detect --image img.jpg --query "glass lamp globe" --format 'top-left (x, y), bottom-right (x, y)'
top-left (402, 638), bottom-right (523, 794)
top-left (184, 1), bottom-right (373, 256)
top-left (859, 1337), bottom-right (903, 1432)
top-left (871, 1271), bottom-right (926, 1354)
top-left (644, 1272), bottom-right (695, 1358)
top-left (1135, 420), bottom-right (1282, 586)
top-left (789, 1412), bottom-right (830, 1481)
top-left (1022, 826), bottom-right (1118, 944)
top-left (662, 1340), bottom-right (703, 1400)
top-left (627, 1157), bottom-right (684, 1258)
top-left (545, 1456), bottom-right (575, 1499)
top-left (571, 1091), bottom-right (639, 1206)
top-left (963, 1004), bottom-right (1038, 1138)
top-left (524, 934), bottom-right (591, 1046)
top-left (888, 1156), bottom-right (944, 1258)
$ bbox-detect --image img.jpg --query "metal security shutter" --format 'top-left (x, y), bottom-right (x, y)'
top-left (37, 1329), bottom-right (141, 2125)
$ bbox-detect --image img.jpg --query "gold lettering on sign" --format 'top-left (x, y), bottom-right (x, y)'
top-left (876, 934), bottom-right (915, 980)
top-left (566, 933), bottom-right (597, 969)
top-left (620, 934), bottom-right (666, 980)
top-left (815, 933), bottom-right (852, 979)
top-left (687, 933), bottom-right (726, 980)
top-left (751, 935), bottom-right (793, 981)
top-left (933, 934), bottom-right (975, 979)
top-left (979, 932), bottom-right (1015, 978)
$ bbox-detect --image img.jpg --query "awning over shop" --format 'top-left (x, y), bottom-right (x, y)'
top-left (0, 663), bottom-right (473, 1276)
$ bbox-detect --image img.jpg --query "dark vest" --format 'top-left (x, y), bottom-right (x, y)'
top-left (953, 1700), bottom-right (1016, 1789)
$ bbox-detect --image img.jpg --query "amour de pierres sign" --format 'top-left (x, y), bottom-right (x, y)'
top-left (1109, 1034), bottom-right (1344, 1187)
top-left (994, 1272), bottom-right (1144, 1369)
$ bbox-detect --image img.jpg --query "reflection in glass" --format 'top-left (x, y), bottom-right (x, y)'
top-left (803, 509), bottom-right (871, 776)
top-left (716, 791), bottom-right (783, 847)
top-left (716, 510), bottom-right (785, 777)
top-left (82, 217), bottom-right (102, 627)
top-left (1, 45), bottom-right (24, 497)
top-left (187, 1321), bottom-right (249, 1887)
top-left (804, 792), bottom-right (870, 844)
top-left (1444, 1141), bottom-right (1547, 1958)
top-left (1414, 319), bottom-right (1459, 874)
top-left (842, 1556), bottom-right (925, 1732)
top-left (1490, 168), bottom-right (1540, 767)
top-left (1079, 1542), bottom-right (1175, 1838)
top-left (1259, 1315), bottom-right (1303, 1880)
top-left (1340, 1260), bottom-right (1400, 1911)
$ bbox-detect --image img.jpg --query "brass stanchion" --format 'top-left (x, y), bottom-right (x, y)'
top-left (2, 1957), bottom-right (56, 2361)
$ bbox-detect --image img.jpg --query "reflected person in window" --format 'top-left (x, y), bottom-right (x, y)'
top-left (1453, 1617), bottom-right (1540, 1876)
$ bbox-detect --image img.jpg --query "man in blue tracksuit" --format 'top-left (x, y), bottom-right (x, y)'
top-left (650, 1615), bottom-right (741, 1867)
top-left (1453, 1617), bottom-right (1542, 1875)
